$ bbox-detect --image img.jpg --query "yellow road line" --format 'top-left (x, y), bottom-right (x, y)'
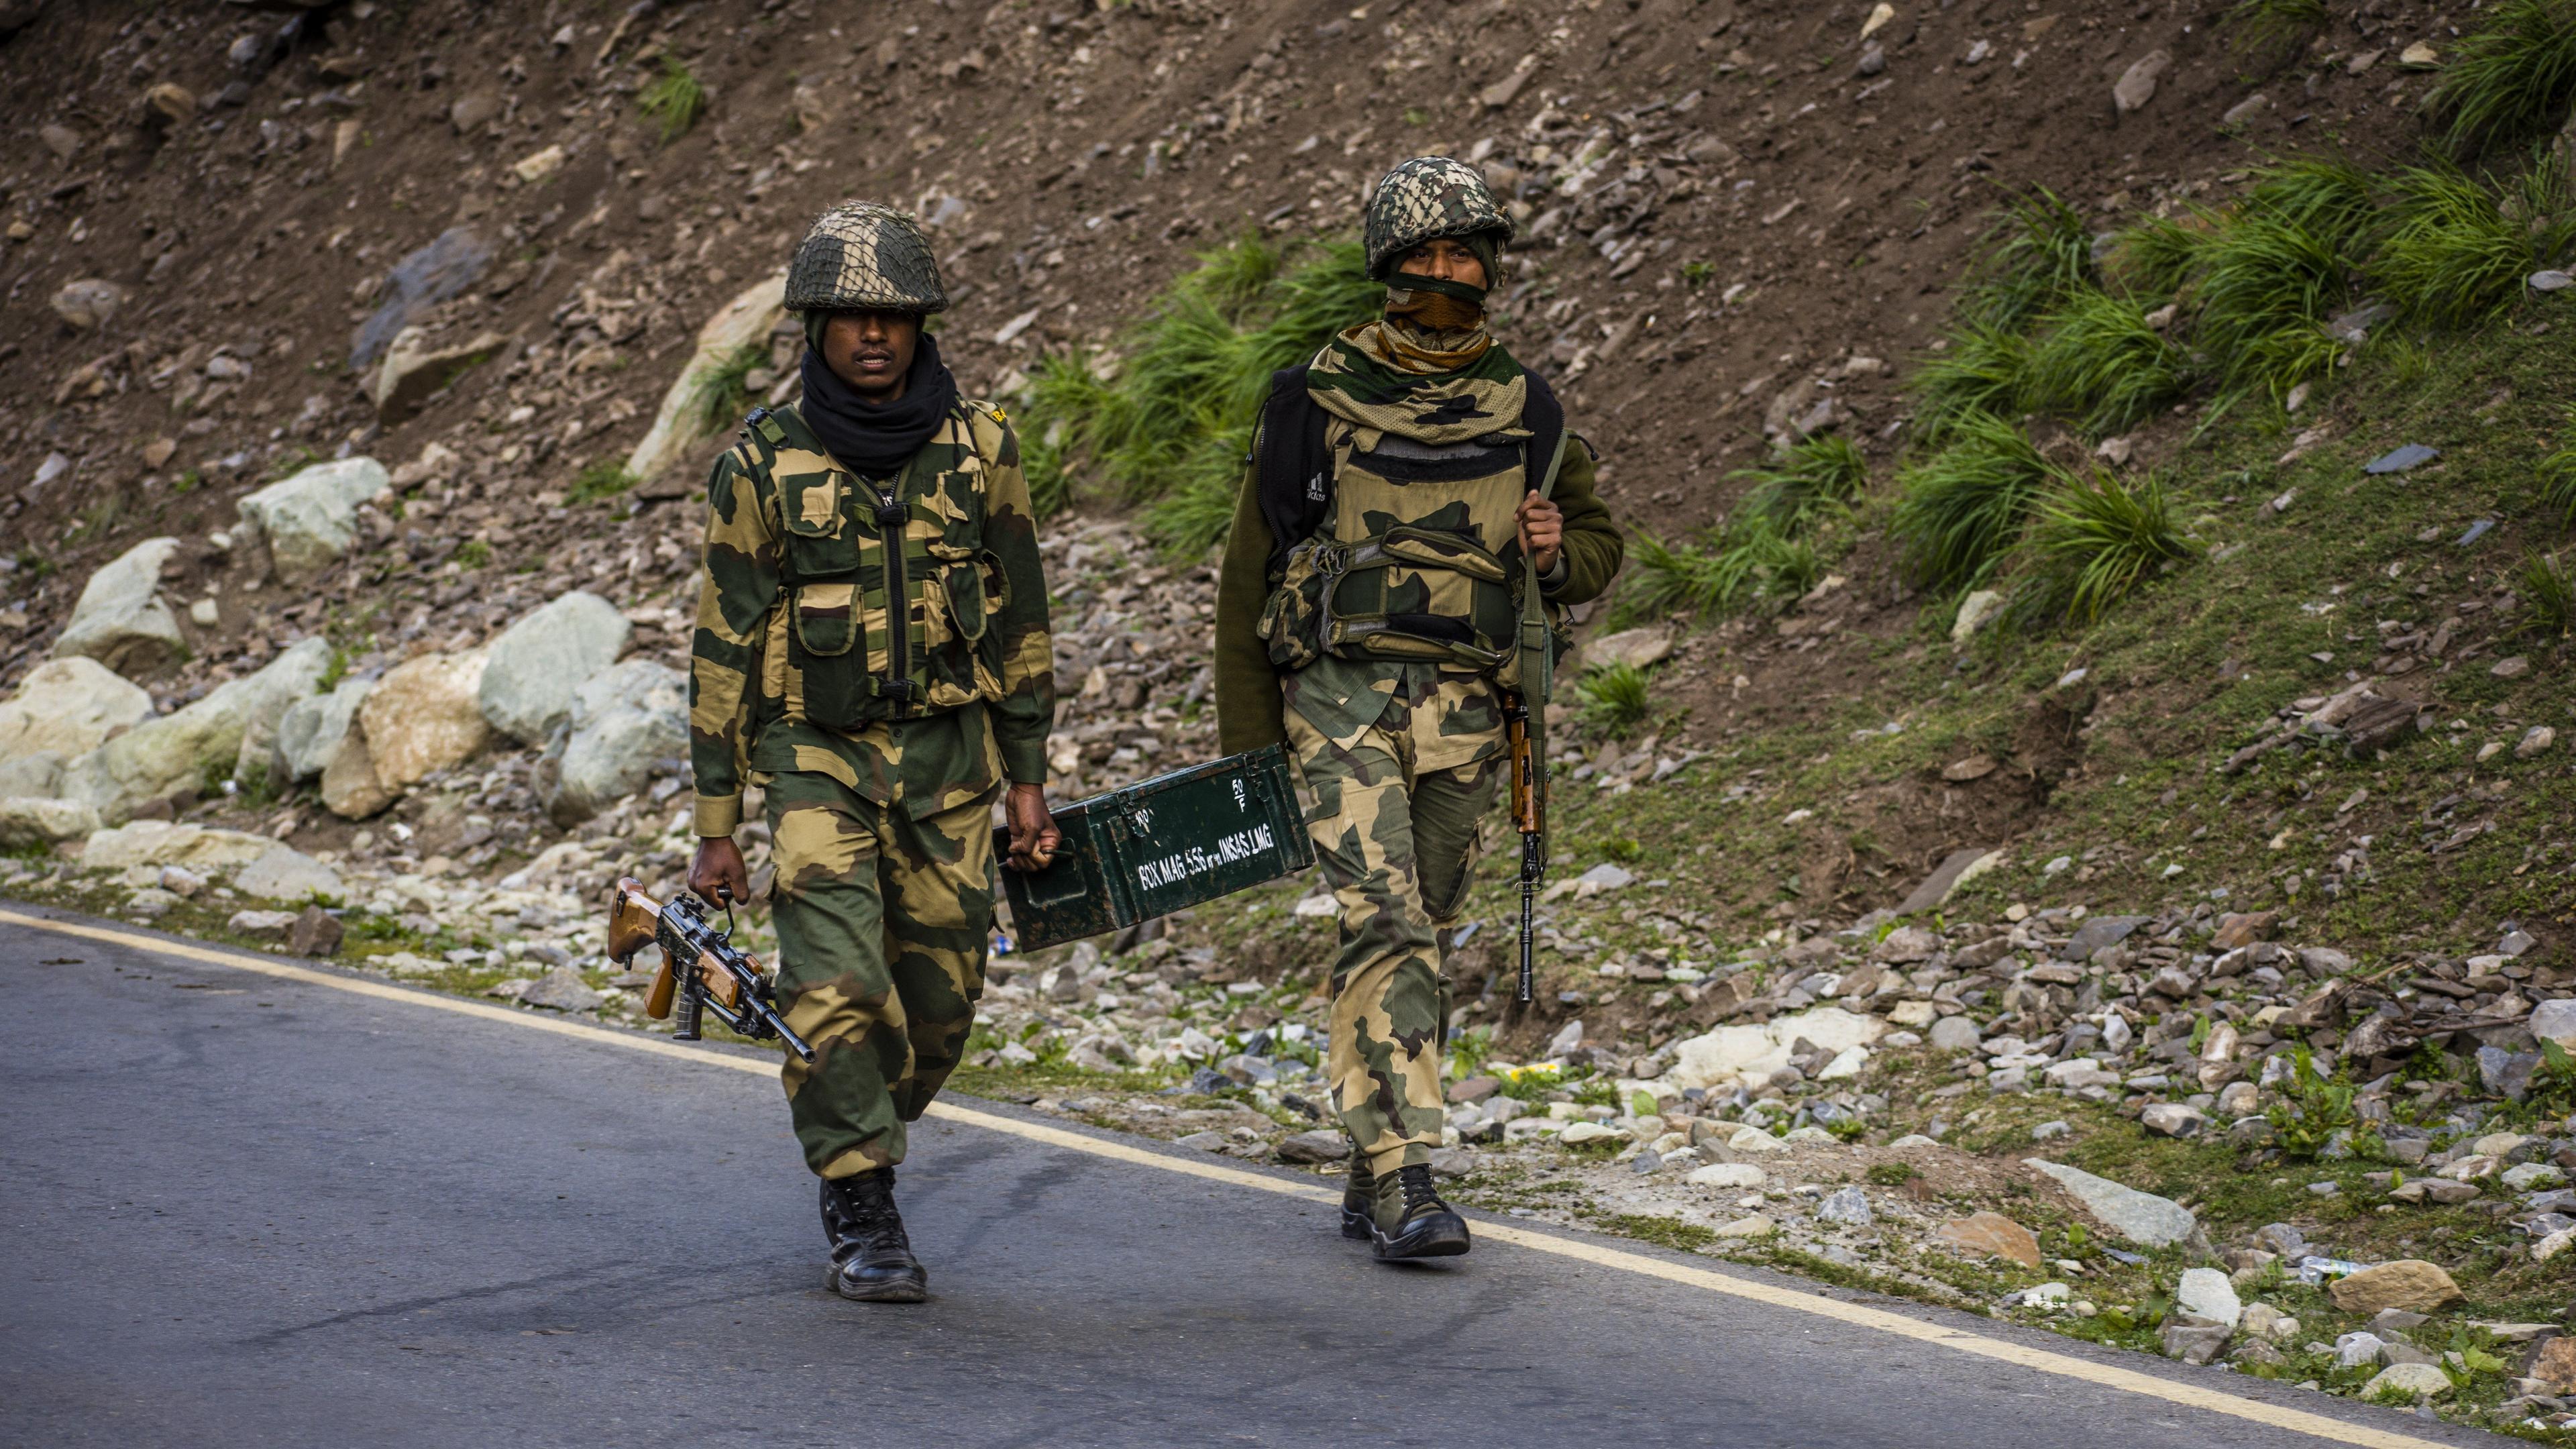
top-left (3, 907), bottom-right (2465, 1449)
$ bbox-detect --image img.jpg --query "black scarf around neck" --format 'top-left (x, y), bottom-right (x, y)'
top-left (798, 329), bottom-right (958, 478)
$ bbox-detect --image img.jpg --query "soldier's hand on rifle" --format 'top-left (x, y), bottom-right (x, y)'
top-left (1004, 782), bottom-right (1060, 872)
top-left (688, 836), bottom-right (750, 906)
top-left (1517, 490), bottom-right (1563, 576)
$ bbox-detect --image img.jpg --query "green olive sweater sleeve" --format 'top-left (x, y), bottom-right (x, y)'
top-left (1544, 437), bottom-right (1623, 607)
top-left (1213, 462), bottom-right (1287, 755)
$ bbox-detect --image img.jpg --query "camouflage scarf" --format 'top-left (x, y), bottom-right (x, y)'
top-left (1309, 277), bottom-right (1527, 445)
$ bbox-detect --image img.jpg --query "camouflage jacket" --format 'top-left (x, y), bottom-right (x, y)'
top-left (689, 399), bottom-right (1054, 836)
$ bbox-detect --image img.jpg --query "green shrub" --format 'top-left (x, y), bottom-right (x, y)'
top-left (2265, 1046), bottom-right (2361, 1160)
top-left (2188, 158), bottom-right (2381, 401)
top-left (1962, 186), bottom-right (2095, 329)
top-left (2544, 437), bottom-right (2576, 525)
top-left (2372, 161), bottom-right (2576, 329)
top-left (1888, 411), bottom-right (2053, 591)
top-left (1617, 519), bottom-right (1818, 623)
top-left (639, 56), bottom-right (707, 144)
top-left (1018, 233), bottom-right (1381, 555)
top-left (568, 460), bottom-right (639, 506)
top-left (2517, 550), bottom-right (2574, 639)
top-left (1578, 661), bottom-right (1654, 735)
top-left (2428, 0), bottom-right (2576, 158)
top-left (2016, 467), bottom-right (2194, 625)
top-left (1731, 433), bottom-right (1868, 533)
top-left (1910, 322), bottom-right (2034, 446)
top-left (691, 343), bottom-right (768, 437)
top-left (2026, 288), bottom-right (2198, 436)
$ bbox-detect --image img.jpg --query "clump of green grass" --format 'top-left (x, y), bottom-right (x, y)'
top-left (2426, 0), bottom-right (2576, 158)
top-left (639, 56), bottom-right (707, 144)
top-left (2099, 213), bottom-right (2208, 298)
top-left (2544, 436), bottom-right (2576, 525)
top-left (1019, 232), bottom-right (1381, 555)
top-left (1615, 520), bottom-right (1819, 623)
top-left (2222, 0), bottom-right (2327, 59)
top-left (1910, 322), bottom-right (2034, 445)
top-left (691, 343), bottom-right (767, 436)
top-left (1963, 186), bottom-right (2095, 330)
top-left (568, 460), bottom-right (639, 506)
top-left (2015, 467), bottom-right (2194, 625)
top-left (2516, 550), bottom-right (2574, 639)
top-left (2371, 162), bottom-right (2576, 329)
top-left (1731, 433), bottom-right (1868, 533)
top-left (453, 539), bottom-right (493, 569)
top-left (1578, 661), bottom-right (1655, 735)
top-left (2190, 158), bottom-right (2381, 402)
top-left (2265, 1047), bottom-right (2365, 1160)
top-left (2025, 288), bottom-right (2198, 436)
top-left (1888, 411), bottom-right (2054, 591)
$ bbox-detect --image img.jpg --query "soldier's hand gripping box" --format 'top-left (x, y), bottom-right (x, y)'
top-left (996, 744), bottom-right (1313, 951)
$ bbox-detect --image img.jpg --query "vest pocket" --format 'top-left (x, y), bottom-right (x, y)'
top-left (793, 581), bottom-right (861, 657)
top-left (781, 473), bottom-right (859, 576)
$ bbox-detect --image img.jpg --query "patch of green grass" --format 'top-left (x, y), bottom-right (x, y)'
top-left (2427, 0), bottom-right (2576, 158)
top-left (1732, 433), bottom-right (1868, 533)
top-left (1019, 231), bottom-right (1381, 556)
top-left (1578, 661), bottom-right (1655, 735)
top-left (568, 460), bottom-right (639, 506)
top-left (2222, 0), bottom-right (2327, 58)
top-left (1681, 260), bottom-right (1716, 288)
top-left (1963, 186), bottom-right (2095, 331)
top-left (2026, 288), bottom-right (2198, 437)
top-left (638, 55), bottom-right (707, 144)
top-left (2015, 467), bottom-right (2194, 625)
top-left (1910, 322), bottom-right (2034, 446)
top-left (1602, 1213), bottom-right (1717, 1252)
top-left (2100, 213), bottom-right (2207, 298)
top-left (2264, 1046), bottom-right (2371, 1160)
top-left (690, 344), bottom-right (767, 437)
top-left (1615, 519), bottom-right (1819, 623)
top-left (453, 539), bottom-right (492, 570)
top-left (2516, 549), bottom-right (2574, 639)
top-left (2372, 161), bottom-right (2576, 330)
top-left (2542, 434), bottom-right (2576, 525)
top-left (2186, 159), bottom-right (2383, 402)
top-left (1888, 411), bottom-right (2054, 592)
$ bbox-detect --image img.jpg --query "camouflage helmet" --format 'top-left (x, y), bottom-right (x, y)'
top-left (784, 201), bottom-right (949, 314)
top-left (1362, 156), bottom-right (1515, 280)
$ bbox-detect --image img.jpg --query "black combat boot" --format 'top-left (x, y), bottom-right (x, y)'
top-left (820, 1169), bottom-right (928, 1303)
top-left (1340, 1150), bottom-right (1374, 1241)
top-left (1368, 1163), bottom-right (1471, 1260)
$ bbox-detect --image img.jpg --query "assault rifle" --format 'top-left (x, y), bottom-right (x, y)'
top-left (1502, 691), bottom-right (1545, 1005)
top-left (606, 877), bottom-right (815, 1063)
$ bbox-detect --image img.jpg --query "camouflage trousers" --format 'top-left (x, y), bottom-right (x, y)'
top-left (1285, 665), bottom-right (1503, 1177)
top-left (764, 769), bottom-right (998, 1179)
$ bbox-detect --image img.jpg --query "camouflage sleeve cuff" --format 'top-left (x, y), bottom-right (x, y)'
top-left (694, 793), bottom-right (744, 837)
top-left (998, 737), bottom-right (1049, 790)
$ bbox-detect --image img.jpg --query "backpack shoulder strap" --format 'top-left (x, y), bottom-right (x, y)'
top-left (1253, 364), bottom-right (1332, 573)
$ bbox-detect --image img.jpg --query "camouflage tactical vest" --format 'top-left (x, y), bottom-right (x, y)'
top-left (1257, 419), bottom-right (1541, 684)
top-left (731, 402), bottom-right (1012, 730)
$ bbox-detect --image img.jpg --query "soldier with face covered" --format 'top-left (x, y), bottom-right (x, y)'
top-left (687, 203), bottom-right (1058, 1303)
top-left (1215, 158), bottom-right (1625, 1260)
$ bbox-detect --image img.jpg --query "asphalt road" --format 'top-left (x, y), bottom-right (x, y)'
top-left (0, 903), bottom-right (2510, 1449)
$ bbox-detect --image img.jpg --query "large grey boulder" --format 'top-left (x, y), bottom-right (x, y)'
top-left (57, 639), bottom-right (330, 821)
top-left (0, 797), bottom-right (101, 849)
top-left (234, 458), bottom-right (390, 586)
top-left (625, 271), bottom-right (786, 486)
top-left (478, 591), bottom-right (632, 746)
top-left (0, 657), bottom-right (154, 766)
top-left (2025, 1159), bottom-right (2198, 1246)
top-left (275, 676), bottom-right (371, 784)
top-left (52, 537), bottom-right (185, 676)
top-left (537, 658), bottom-right (686, 824)
top-left (0, 751), bottom-right (65, 798)
top-left (79, 820), bottom-right (276, 874)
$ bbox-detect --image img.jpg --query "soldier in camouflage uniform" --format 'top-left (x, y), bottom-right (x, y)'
top-left (688, 202), bottom-right (1058, 1304)
top-left (1215, 158), bottom-right (1624, 1260)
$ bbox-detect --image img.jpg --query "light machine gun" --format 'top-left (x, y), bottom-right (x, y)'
top-left (607, 877), bottom-right (815, 1063)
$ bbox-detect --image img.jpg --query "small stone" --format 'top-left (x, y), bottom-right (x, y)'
top-left (1711, 1213), bottom-right (1776, 1239)
top-left (2209, 910), bottom-right (2279, 950)
top-left (2177, 1267), bottom-right (2243, 1329)
top-left (1929, 1016), bottom-right (1983, 1052)
top-left (1559, 1121), bottom-right (1624, 1146)
top-left (2516, 726), bottom-right (2556, 759)
top-left (2364, 443), bottom-right (2440, 474)
top-left (512, 144), bottom-right (566, 184)
top-left (2216, 1081), bottom-right (2260, 1117)
top-left (2161, 1319), bottom-right (2233, 1364)
top-left (225, 908), bottom-right (299, 938)
top-left (289, 905), bottom-right (343, 958)
top-left (1276, 1129), bottom-right (1347, 1164)
top-left (1688, 1162), bottom-right (1768, 1190)
top-left (2329, 1259), bottom-right (2465, 1315)
top-left (1727, 1126), bottom-right (1788, 1154)
top-left (2532, 270), bottom-right (2576, 292)
top-left (1173, 1130), bottom-right (1227, 1152)
top-left (1447, 1075), bottom-right (1501, 1104)
top-left (2359, 1362), bottom-right (2451, 1401)
top-left (2489, 655), bottom-right (2530, 679)
top-left (2222, 93), bottom-right (2272, 126)
top-left (50, 278), bottom-right (129, 331)
top-left (2142, 1103), bottom-right (2209, 1138)
top-left (2114, 48), bottom-right (2171, 112)
top-left (2024, 1159), bottom-right (2196, 1246)
top-left (1817, 1186), bottom-right (1873, 1226)
top-left (1933, 1211), bottom-right (2043, 1267)
top-left (519, 966), bottom-right (603, 1013)
top-left (2530, 1336), bottom-right (2576, 1393)
top-left (1950, 588), bottom-right (2006, 643)
top-left (2336, 1332), bottom-right (2387, 1369)
top-left (2241, 1303), bottom-right (2299, 1342)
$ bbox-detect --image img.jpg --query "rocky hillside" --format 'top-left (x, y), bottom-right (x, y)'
top-left (4, 0), bottom-right (2575, 1436)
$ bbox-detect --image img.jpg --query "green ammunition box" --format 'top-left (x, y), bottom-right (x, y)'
top-left (997, 744), bottom-right (1313, 951)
